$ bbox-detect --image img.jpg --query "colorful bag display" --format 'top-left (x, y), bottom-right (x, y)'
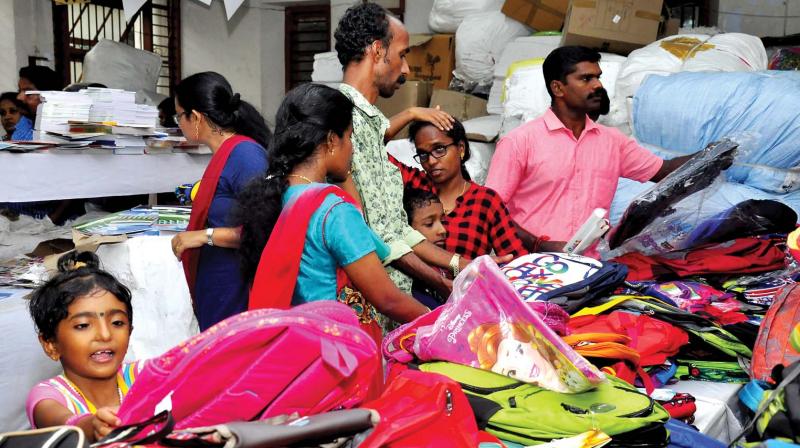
top-left (575, 296), bottom-right (753, 359)
top-left (117, 301), bottom-right (380, 429)
top-left (500, 252), bottom-right (628, 313)
top-left (419, 361), bottom-right (670, 446)
top-left (752, 284), bottom-right (800, 382)
top-left (384, 256), bottom-right (605, 393)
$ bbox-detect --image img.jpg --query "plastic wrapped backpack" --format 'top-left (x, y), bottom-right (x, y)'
top-left (385, 256), bottom-right (605, 393)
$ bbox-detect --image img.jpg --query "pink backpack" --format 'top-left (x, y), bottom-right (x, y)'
top-left (384, 256), bottom-right (605, 394)
top-left (117, 301), bottom-right (380, 428)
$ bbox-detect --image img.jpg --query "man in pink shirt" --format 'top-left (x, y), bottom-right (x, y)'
top-left (485, 46), bottom-right (692, 257)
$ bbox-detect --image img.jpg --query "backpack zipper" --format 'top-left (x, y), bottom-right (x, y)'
top-left (614, 386), bottom-right (656, 418)
top-left (458, 381), bottom-right (525, 394)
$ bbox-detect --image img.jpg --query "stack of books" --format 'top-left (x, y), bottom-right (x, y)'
top-left (33, 91), bottom-right (92, 134)
top-left (83, 88), bottom-right (158, 127)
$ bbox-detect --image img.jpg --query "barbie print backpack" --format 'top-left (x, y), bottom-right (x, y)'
top-left (384, 256), bottom-right (605, 393)
top-left (117, 301), bottom-right (380, 429)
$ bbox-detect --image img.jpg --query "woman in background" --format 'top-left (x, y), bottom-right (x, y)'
top-left (170, 71), bottom-right (271, 330)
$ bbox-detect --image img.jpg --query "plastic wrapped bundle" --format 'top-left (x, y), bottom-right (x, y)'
top-left (82, 39), bottom-right (162, 101)
top-left (610, 33), bottom-right (767, 131)
top-left (428, 0), bottom-right (504, 33)
top-left (604, 178), bottom-right (797, 258)
top-left (607, 139), bottom-right (738, 250)
top-left (487, 34), bottom-right (561, 114)
top-left (453, 12), bottom-right (530, 92)
top-left (632, 71), bottom-right (800, 188)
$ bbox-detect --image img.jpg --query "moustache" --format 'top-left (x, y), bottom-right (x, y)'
top-left (588, 88), bottom-right (608, 100)
top-left (397, 74), bottom-right (407, 85)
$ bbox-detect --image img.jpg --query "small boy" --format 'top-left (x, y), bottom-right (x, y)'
top-left (403, 187), bottom-right (448, 308)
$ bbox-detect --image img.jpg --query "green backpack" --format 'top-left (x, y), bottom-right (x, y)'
top-left (418, 362), bottom-right (670, 446)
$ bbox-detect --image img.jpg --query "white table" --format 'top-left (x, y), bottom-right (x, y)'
top-left (0, 151), bottom-right (211, 202)
top-left (672, 380), bottom-right (747, 443)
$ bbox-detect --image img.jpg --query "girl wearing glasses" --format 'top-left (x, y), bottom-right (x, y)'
top-left (170, 72), bottom-right (271, 331)
top-left (392, 119), bottom-right (561, 261)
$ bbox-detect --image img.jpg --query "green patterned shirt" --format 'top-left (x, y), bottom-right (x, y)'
top-left (339, 83), bottom-right (425, 294)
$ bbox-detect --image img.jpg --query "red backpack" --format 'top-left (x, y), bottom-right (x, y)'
top-left (358, 369), bottom-right (480, 447)
top-left (568, 311), bottom-right (689, 392)
top-left (117, 301), bottom-right (381, 429)
top-left (751, 283), bottom-right (800, 382)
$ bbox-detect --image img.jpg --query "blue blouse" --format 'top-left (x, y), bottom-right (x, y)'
top-left (282, 184), bottom-right (389, 305)
top-left (194, 140), bottom-right (267, 330)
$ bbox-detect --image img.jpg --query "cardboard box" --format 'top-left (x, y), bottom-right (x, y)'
top-left (429, 89), bottom-right (488, 123)
top-left (501, 0), bottom-right (569, 31)
top-left (406, 34), bottom-right (455, 90)
top-left (376, 81), bottom-right (433, 139)
top-left (561, 0), bottom-right (664, 55)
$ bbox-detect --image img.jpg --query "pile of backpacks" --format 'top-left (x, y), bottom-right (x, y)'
top-left (4, 144), bottom-right (800, 448)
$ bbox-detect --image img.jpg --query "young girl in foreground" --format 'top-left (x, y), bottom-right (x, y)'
top-left (26, 251), bottom-right (141, 441)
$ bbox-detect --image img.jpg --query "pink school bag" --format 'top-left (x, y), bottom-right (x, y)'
top-left (384, 256), bottom-right (605, 394)
top-left (117, 301), bottom-right (380, 428)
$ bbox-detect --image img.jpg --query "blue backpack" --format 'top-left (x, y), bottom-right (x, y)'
top-left (501, 253), bottom-right (628, 313)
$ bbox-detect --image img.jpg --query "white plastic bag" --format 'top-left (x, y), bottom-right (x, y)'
top-left (311, 51), bottom-right (343, 83)
top-left (428, 0), bottom-right (504, 33)
top-left (453, 12), bottom-right (530, 89)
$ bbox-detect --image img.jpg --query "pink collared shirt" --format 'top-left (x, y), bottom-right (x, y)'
top-left (485, 108), bottom-right (663, 252)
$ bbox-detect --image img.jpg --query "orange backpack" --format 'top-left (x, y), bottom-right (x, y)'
top-left (568, 311), bottom-right (690, 392)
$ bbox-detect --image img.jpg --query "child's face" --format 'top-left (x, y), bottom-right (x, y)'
top-left (410, 201), bottom-right (447, 247)
top-left (41, 289), bottom-right (131, 382)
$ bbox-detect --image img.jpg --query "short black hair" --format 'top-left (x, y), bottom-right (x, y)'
top-left (334, 3), bottom-right (393, 68)
top-left (408, 119), bottom-right (472, 181)
top-left (403, 187), bottom-right (441, 225)
top-left (18, 65), bottom-right (63, 92)
top-left (543, 46), bottom-right (601, 99)
top-left (29, 251), bottom-right (133, 341)
top-left (0, 92), bottom-right (24, 109)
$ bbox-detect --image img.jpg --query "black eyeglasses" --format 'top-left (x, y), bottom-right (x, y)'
top-left (413, 143), bottom-right (455, 164)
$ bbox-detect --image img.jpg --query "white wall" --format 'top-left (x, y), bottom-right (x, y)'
top-left (13, 0), bottom-right (55, 72)
top-left (182, 0), bottom-right (290, 126)
top-left (404, 0), bottom-right (434, 34)
top-left (182, 0), bottom-right (264, 114)
top-left (331, 0), bottom-right (359, 47)
top-left (712, 0), bottom-right (800, 36)
top-left (260, 4), bottom-right (286, 126)
top-left (0, 2), bottom-right (18, 92)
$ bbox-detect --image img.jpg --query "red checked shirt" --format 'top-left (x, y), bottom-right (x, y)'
top-left (389, 155), bottom-right (528, 260)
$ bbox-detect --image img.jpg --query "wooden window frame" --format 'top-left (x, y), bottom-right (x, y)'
top-left (52, 0), bottom-right (181, 95)
top-left (284, 4), bottom-right (331, 92)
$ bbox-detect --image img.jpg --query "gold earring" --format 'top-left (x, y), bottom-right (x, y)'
top-left (194, 122), bottom-right (200, 140)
